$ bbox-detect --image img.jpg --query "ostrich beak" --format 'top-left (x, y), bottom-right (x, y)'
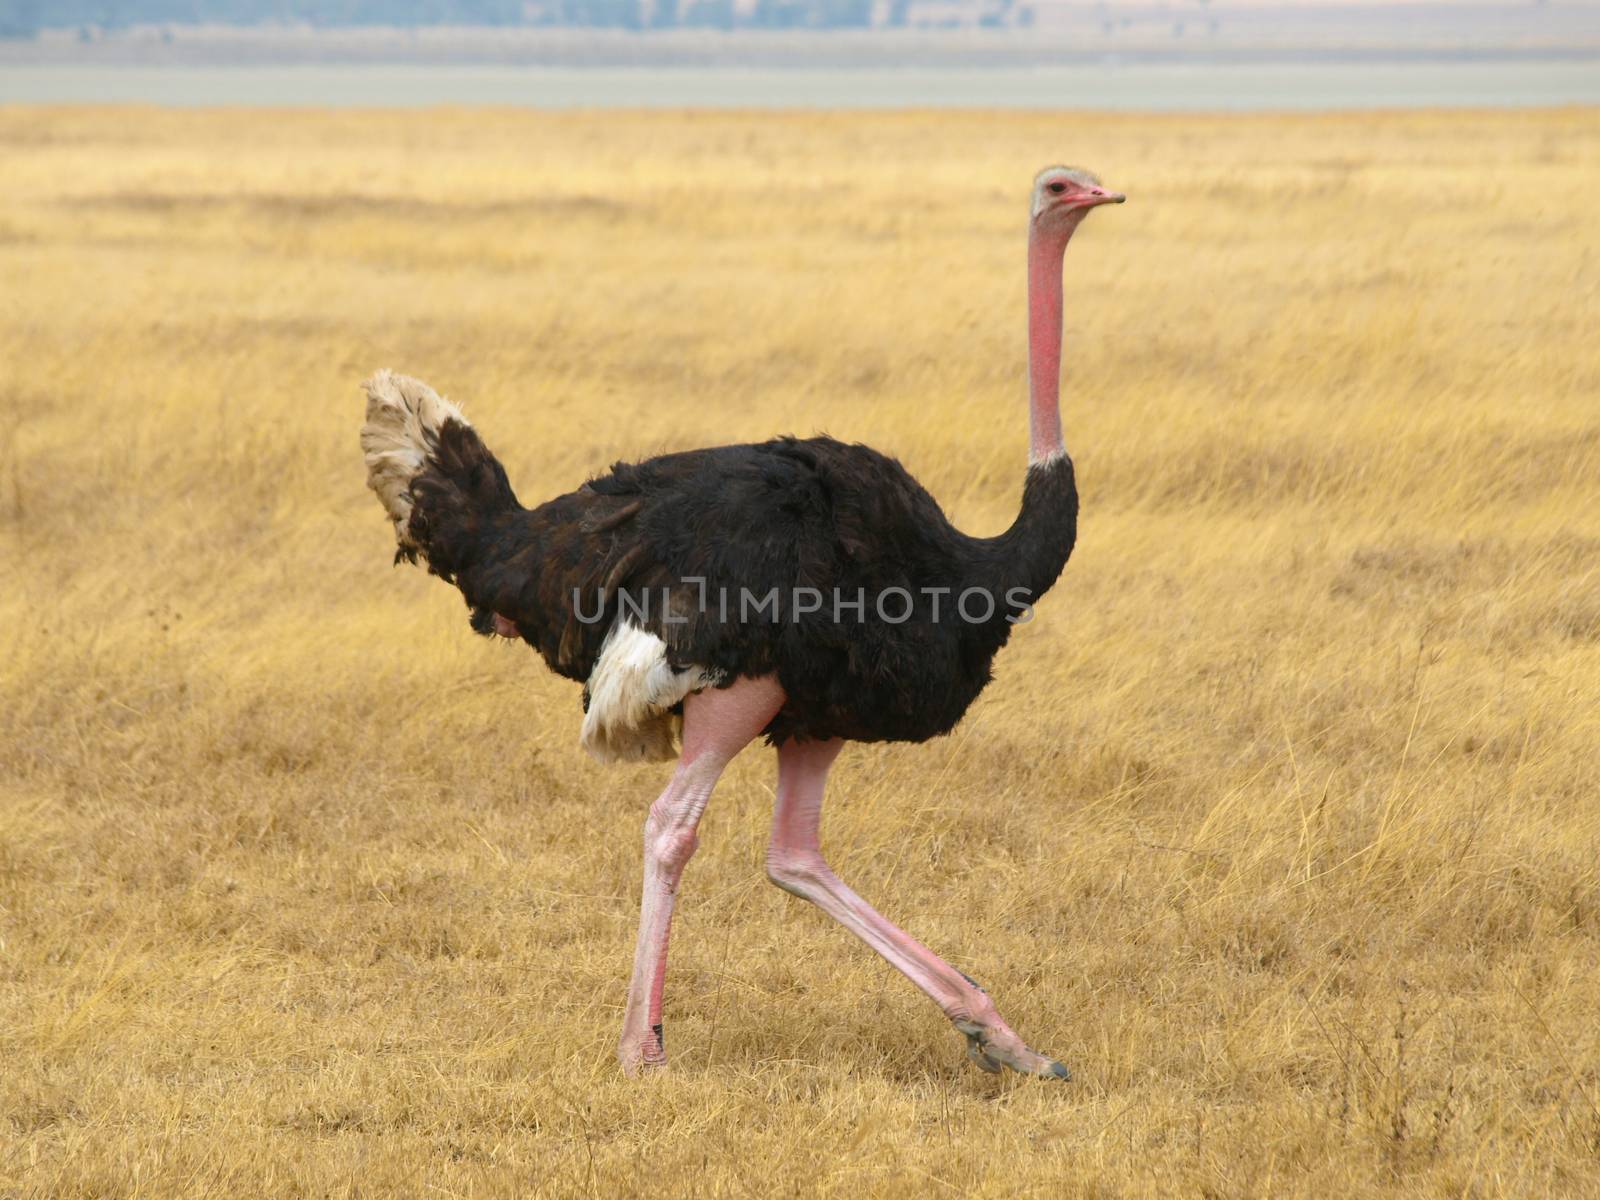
top-left (1083, 188), bottom-right (1126, 208)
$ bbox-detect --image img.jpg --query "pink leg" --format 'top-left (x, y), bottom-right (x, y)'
top-left (765, 738), bottom-right (1069, 1079)
top-left (617, 674), bottom-right (786, 1074)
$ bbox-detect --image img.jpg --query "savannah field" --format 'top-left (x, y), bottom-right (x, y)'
top-left (1, 105), bottom-right (1598, 1198)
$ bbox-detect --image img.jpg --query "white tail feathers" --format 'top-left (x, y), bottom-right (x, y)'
top-left (360, 369), bottom-right (470, 560)
top-left (581, 623), bottom-right (719, 764)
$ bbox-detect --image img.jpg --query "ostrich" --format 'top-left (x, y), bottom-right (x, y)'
top-left (360, 166), bottom-right (1123, 1078)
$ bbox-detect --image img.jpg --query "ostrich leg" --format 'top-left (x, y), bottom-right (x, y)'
top-left (765, 738), bottom-right (1069, 1079)
top-left (618, 674), bottom-right (786, 1074)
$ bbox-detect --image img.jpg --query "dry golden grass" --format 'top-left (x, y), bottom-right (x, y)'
top-left (1, 105), bottom-right (1598, 1198)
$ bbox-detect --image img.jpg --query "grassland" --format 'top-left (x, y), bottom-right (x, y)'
top-left (1, 105), bottom-right (1598, 1197)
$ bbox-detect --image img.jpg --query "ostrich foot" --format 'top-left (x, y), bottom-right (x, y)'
top-left (947, 972), bottom-right (1070, 1079)
top-left (953, 1018), bottom-right (1071, 1080)
top-left (618, 1023), bottom-right (668, 1076)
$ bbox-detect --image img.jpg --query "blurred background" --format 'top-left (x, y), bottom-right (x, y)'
top-left (2, 0), bottom-right (1599, 106)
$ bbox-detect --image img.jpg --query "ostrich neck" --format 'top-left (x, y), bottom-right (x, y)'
top-left (1027, 221), bottom-right (1071, 465)
top-left (962, 217), bottom-right (1080, 613)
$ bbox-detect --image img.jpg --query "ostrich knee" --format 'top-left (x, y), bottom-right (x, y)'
top-left (765, 846), bottom-right (830, 899)
top-left (646, 796), bottom-right (702, 882)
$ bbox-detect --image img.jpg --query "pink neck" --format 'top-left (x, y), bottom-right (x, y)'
top-left (1027, 221), bottom-right (1071, 465)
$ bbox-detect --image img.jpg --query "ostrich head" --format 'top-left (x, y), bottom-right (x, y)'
top-left (1030, 166), bottom-right (1124, 234)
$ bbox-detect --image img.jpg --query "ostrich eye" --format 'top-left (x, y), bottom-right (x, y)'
top-left (1047, 181), bottom-right (1067, 195)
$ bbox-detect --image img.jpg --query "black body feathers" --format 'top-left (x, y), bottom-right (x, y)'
top-left (402, 420), bottom-right (1078, 745)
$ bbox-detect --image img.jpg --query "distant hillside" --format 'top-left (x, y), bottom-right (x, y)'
top-left (0, 3), bottom-right (530, 31)
top-left (2, 0), bottom-right (873, 33)
top-left (0, 5), bottom-right (578, 38)
top-left (3, 0), bottom-right (1596, 40)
